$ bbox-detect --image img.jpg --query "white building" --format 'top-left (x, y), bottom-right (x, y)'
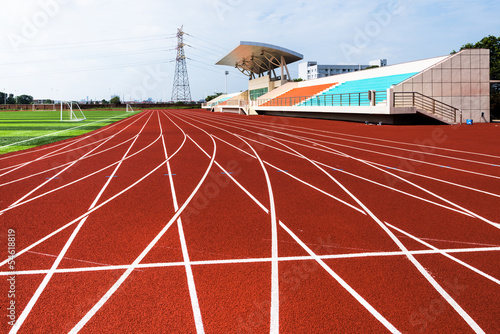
top-left (299, 59), bottom-right (387, 81)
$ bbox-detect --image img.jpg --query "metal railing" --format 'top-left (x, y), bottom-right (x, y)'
top-left (393, 92), bottom-right (461, 123)
top-left (257, 90), bottom-right (387, 107)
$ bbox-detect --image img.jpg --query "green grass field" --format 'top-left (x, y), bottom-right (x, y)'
top-left (0, 109), bottom-right (142, 155)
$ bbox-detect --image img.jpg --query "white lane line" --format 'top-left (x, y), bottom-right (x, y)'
top-left (200, 113), bottom-right (500, 168)
top-left (160, 112), bottom-right (204, 333)
top-left (195, 110), bottom-right (500, 160)
top-left (0, 159), bottom-right (168, 268)
top-left (356, 159), bottom-right (500, 230)
top-left (0, 114), bottom-right (185, 269)
top-left (0, 112), bottom-right (146, 173)
top-left (173, 113), bottom-right (366, 215)
top-left (183, 112), bottom-right (473, 219)
top-left (247, 128), bottom-right (499, 230)
top-left (191, 112), bottom-right (500, 180)
top-left (287, 132), bottom-right (500, 179)
top-left (238, 126), bottom-right (500, 201)
top-left (0, 110), bottom-right (148, 175)
top-left (386, 223), bottom-right (500, 285)
top-left (9, 111), bottom-right (156, 334)
top-left (0, 136), bottom-right (93, 179)
top-left (180, 113), bottom-right (499, 222)
top-left (366, 160), bottom-right (500, 199)
top-left (69, 116), bottom-right (215, 333)
top-left (216, 133), bottom-right (472, 218)
top-left (0, 137), bottom-right (135, 188)
top-left (258, 134), bottom-right (485, 333)
top-left (0, 131), bottom-right (161, 215)
top-left (4, 112), bottom-right (146, 211)
top-left (171, 112), bottom-right (398, 333)
top-left (0, 111), bottom-right (147, 178)
top-left (171, 112), bottom-right (280, 333)
top-left (235, 134), bottom-right (280, 334)
top-left (0, 111), bottom-right (136, 149)
top-left (279, 223), bottom-right (400, 333)
top-left (3, 246), bottom-right (500, 277)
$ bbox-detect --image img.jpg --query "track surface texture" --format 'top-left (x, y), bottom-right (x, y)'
top-left (1, 109), bottom-right (499, 333)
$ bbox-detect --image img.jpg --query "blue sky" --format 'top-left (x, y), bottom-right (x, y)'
top-left (0, 0), bottom-right (498, 102)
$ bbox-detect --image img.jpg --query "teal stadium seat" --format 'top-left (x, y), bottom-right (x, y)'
top-left (298, 73), bottom-right (418, 107)
top-left (208, 96), bottom-right (233, 107)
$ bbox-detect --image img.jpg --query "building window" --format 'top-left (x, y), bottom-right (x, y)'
top-left (249, 88), bottom-right (269, 101)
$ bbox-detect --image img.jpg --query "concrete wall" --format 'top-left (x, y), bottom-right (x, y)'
top-left (394, 49), bottom-right (490, 123)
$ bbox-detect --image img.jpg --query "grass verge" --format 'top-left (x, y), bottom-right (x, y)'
top-left (0, 109), bottom-right (142, 155)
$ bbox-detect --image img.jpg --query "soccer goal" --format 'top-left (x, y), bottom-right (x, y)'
top-left (126, 104), bottom-right (135, 113)
top-left (60, 101), bottom-right (86, 122)
top-left (32, 104), bottom-right (56, 111)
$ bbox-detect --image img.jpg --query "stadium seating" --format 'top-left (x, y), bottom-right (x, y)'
top-left (206, 93), bottom-right (238, 107)
top-left (259, 83), bottom-right (337, 107)
top-left (298, 72), bottom-right (418, 107)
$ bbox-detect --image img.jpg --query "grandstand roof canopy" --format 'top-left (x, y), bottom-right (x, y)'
top-left (216, 41), bottom-right (303, 77)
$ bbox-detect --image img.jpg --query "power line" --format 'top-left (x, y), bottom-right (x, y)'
top-left (0, 47), bottom-right (177, 67)
top-left (0, 59), bottom-right (173, 78)
top-left (187, 45), bottom-right (224, 61)
top-left (187, 59), bottom-right (248, 81)
top-left (184, 33), bottom-right (228, 51)
top-left (2, 34), bottom-right (177, 54)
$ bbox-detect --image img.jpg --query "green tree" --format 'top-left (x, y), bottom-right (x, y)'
top-left (101, 99), bottom-right (108, 104)
top-left (0, 92), bottom-right (6, 104)
top-left (453, 35), bottom-right (499, 80)
top-left (6, 94), bottom-right (16, 104)
top-left (205, 92), bottom-right (223, 102)
top-left (15, 95), bottom-right (34, 104)
top-left (110, 96), bottom-right (121, 105)
top-left (492, 83), bottom-right (500, 120)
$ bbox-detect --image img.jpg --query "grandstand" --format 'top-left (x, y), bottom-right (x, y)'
top-left (204, 44), bottom-right (491, 124)
top-left (260, 83), bottom-right (337, 107)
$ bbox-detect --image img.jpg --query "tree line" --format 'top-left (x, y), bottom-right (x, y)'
top-left (0, 92), bottom-right (38, 105)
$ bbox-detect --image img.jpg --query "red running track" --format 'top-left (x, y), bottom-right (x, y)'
top-left (0, 109), bottom-right (499, 333)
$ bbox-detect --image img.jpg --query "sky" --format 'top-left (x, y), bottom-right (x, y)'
top-left (0, 0), bottom-right (498, 102)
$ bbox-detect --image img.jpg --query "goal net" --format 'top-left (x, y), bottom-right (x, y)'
top-left (126, 104), bottom-right (135, 113)
top-left (60, 101), bottom-right (86, 122)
